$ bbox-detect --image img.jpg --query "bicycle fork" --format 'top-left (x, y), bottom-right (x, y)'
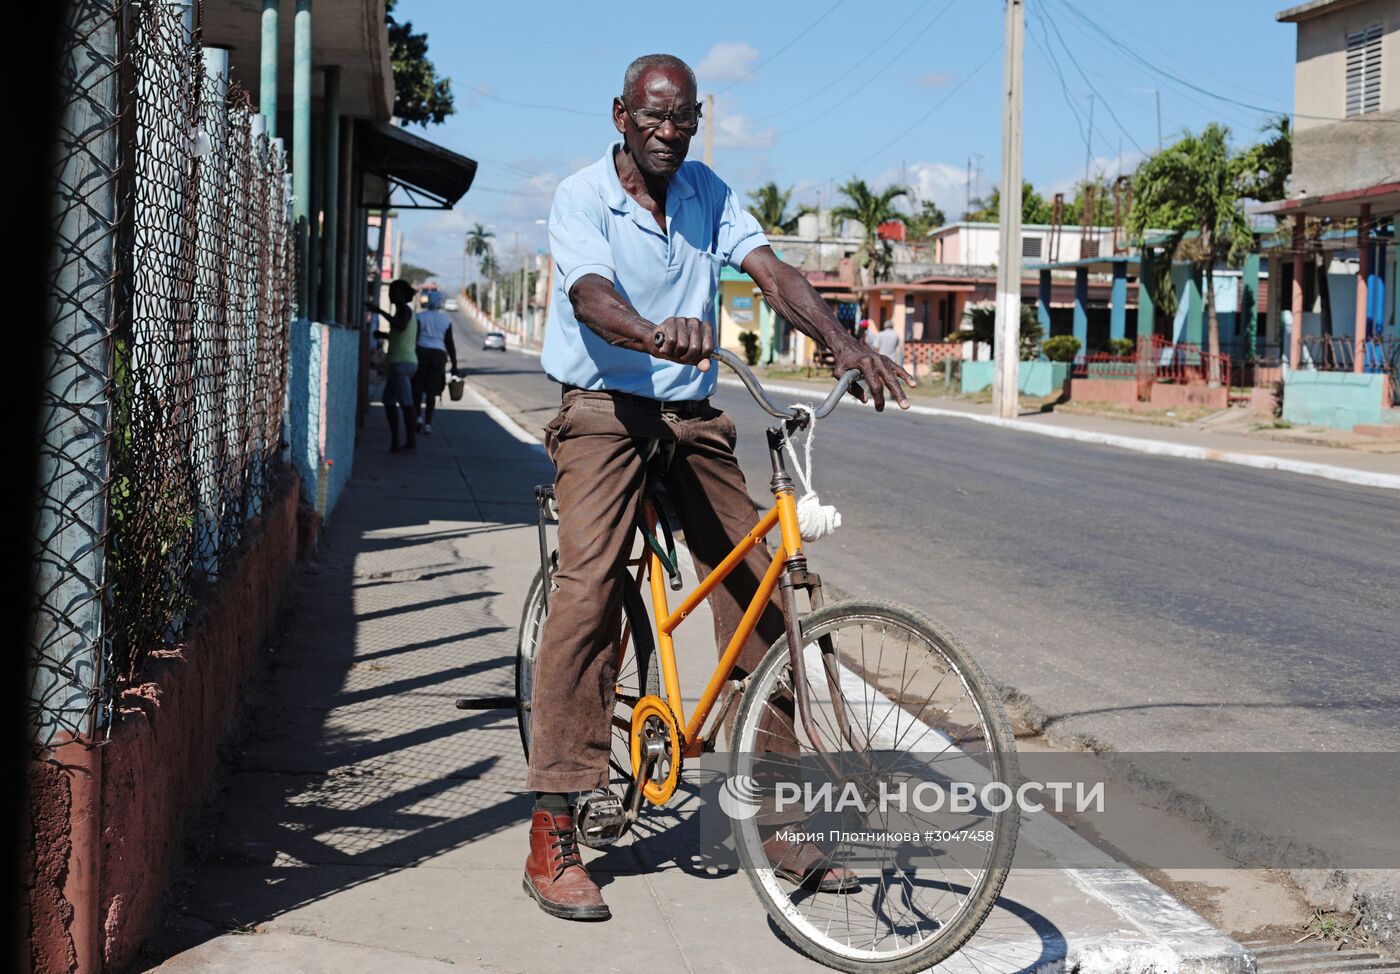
top-left (766, 426), bottom-right (870, 780)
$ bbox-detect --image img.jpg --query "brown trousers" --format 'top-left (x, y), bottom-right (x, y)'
top-left (525, 388), bottom-right (787, 793)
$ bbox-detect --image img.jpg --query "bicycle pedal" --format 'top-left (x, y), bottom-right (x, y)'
top-left (575, 789), bottom-right (627, 848)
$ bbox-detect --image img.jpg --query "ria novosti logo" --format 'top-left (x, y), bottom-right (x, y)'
top-left (717, 774), bottom-right (763, 820)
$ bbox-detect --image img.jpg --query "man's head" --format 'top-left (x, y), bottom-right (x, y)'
top-left (388, 279), bottom-right (415, 305)
top-left (613, 54), bottom-right (699, 177)
top-left (882, 320), bottom-right (894, 331)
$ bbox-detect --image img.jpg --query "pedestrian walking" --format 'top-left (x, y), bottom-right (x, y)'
top-left (369, 279), bottom-right (419, 453)
top-left (411, 289), bottom-right (460, 434)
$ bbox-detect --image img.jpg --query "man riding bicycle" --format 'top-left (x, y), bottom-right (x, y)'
top-left (523, 53), bottom-right (915, 921)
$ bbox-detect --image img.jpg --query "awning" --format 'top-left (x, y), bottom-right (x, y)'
top-left (356, 121), bottom-right (477, 210)
top-left (1251, 182), bottom-right (1400, 220)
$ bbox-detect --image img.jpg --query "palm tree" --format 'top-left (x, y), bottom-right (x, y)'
top-left (829, 179), bottom-right (909, 300)
top-left (746, 182), bottom-right (809, 235)
top-left (1129, 124), bottom-right (1252, 386)
top-left (465, 222), bottom-right (495, 284)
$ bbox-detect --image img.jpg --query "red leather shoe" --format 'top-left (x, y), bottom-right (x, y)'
top-left (522, 809), bottom-right (611, 921)
top-left (763, 832), bottom-right (859, 893)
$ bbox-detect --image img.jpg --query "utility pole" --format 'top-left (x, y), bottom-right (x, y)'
top-left (992, 0), bottom-right (1024, 420)
top-left (1154, 89), bottom-right (1162, 151)
top-left (704, 93), bottom-right (714, 167)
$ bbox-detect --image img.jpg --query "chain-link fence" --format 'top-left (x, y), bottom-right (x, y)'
top-left (30, 0), bottom-right (294, 750)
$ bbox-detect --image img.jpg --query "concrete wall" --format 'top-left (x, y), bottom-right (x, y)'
top-left (24, 476), bottom-right (301, 974)
top-left (1283, 370), bottom-right (1395, 428)
top-left (288, 321), bottom-right (358, 521)
top-left (961, 360), bottom-right (1069, 396)
top-left (1291, 0), bottom-right (1400, 195)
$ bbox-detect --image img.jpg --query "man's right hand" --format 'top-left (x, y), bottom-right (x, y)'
top-left (650, 317), bottom-right (713, 372)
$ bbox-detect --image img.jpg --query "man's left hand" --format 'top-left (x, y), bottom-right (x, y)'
top-left (831, 339), bottom-right (916, 412)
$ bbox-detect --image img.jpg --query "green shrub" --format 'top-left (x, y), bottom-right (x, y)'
top-left (1104, 337), bottom-right (1135, 357)
top-left (1042, 335), bottom-right (1082, 362)
top-left (738, 330), bottom-right (760, 366)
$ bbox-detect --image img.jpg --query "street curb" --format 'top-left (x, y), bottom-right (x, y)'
top-left (460, 382), bottom-right (545, 451)
top-left (719, 377), bottom-right (1400, 492)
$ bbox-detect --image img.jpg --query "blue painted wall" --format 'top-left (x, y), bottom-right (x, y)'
top-left (961, 360), bottom-right (1069, 396)
top-left (288, 319), bottom-right (359, 521)
top-left (1282, 371), bottom-right (1393, 429)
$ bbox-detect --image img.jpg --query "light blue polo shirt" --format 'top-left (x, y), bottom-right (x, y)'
top-left (541, 142), bottom-right (769, 401)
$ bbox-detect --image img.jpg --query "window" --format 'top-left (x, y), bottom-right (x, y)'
top-left (1021, 235), bottom-right (1043, 259)
top-left (1347, 24), bottom-right (1382, 117)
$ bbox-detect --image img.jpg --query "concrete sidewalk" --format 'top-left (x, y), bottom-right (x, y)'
top-left (140, 392), bottom-right (1250, 974)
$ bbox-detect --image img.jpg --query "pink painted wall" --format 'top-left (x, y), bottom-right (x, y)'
top-left (24, 475), bottom-right (302, 974)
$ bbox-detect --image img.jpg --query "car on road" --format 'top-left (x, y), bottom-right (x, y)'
top-left (483, 331), bottom-right (507, 351)
top-left (443, 297), bottom-right (459, 312)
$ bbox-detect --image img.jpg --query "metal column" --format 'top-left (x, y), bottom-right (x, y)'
top-left (320, 66), bottom-right (340, 323)
top-left (1109, 261), bottom-right (1127, 341)
top-left (259, 0), bottom-right (278, 137)
top-left (292, 0), bottom-right (312, 318)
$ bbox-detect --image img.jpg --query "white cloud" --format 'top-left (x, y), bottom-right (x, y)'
top-left (877, 160), bottom-right (967, 217)
top-left (697, 42), bottom-right (759, 84)
top-left (712, 111), bottom-right (775, 150)
top-left (1045, 150), bottom-right (1145, 196)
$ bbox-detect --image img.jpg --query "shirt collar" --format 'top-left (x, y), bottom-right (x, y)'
top-left (597, 141), bottom-right (695, 214)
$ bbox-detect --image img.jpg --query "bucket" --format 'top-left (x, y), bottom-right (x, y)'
top-left (448, 375), bottom-right (465, 401)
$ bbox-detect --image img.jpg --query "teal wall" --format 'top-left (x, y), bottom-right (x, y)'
top-left (961, 360), bottom-right (1069, 396)
top-left (1282, 371), bottom-right (1394, 429)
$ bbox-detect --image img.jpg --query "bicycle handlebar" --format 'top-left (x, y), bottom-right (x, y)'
top-left (650, 330), bottom-right (862, 422)
top-left (712, 348), bottom-right (861, 421)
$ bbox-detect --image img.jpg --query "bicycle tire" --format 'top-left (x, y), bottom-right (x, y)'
top-left (728, 599), bottom-right (1019, 974)
top-left (515, 562), bottom-right (660, 787)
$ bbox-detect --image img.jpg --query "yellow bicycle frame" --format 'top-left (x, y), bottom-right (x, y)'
top-left (636, 485), bottom-right (804, 761)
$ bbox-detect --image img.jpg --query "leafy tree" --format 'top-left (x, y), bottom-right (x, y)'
top-left (830, 179), bottom-right (909, 299)
top-left (400, 262), bottom-right (437, 283)
top-left (966, 181), bottom-right (1055, 224)
top-left (1235, 115), bottom-right (1291, 203)
top-left (746, 182), bottom-right (810, 235)
top-left (464, 222), bottom-right (495, 282)
top-left (386, 0), bottom-right (455, 127)
top-left (904, 199), bottom-right (947, 240)
top-left (962, 302), bottom-right (1044, 358)
top-left (1129, 123), bottom-right (1253, 385)
top-left (478, 251), bottom-right (500, 280)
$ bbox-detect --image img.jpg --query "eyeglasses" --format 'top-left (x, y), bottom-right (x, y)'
top-left (623, 101), bottom-right (703, 134)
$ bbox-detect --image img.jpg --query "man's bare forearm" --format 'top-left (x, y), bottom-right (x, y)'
top-left (742, 250), bottom-right (856, 354)
top-left (568, 275), bottom-right (655, 352)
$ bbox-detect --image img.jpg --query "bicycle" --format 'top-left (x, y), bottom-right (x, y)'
top-left (513, 350), bottom-right (1019, 973)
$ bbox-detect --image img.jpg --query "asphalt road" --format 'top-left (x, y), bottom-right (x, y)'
top-left (451, 317), bottom-right (1400, 756)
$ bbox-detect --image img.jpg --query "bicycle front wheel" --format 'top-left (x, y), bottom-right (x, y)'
top-left (728, 600), bottom-right (1019, 974)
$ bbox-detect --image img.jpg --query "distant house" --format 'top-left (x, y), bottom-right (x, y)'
top-left (1259, 0), bottom-right (1399, 430)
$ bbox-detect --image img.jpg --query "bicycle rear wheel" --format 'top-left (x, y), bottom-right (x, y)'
top-left (515, 561), bottom-right (660, 789)
top-left (727, 600), bottom-right (1019, 974)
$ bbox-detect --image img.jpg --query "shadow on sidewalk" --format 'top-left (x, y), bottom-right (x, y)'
top-left (138, 396), bottom-right (1071, 973)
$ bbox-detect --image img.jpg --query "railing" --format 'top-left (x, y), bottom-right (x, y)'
top-left (1069, 336), bottom-right (1232, 400)
top-left (1301, 336), bottom-right (1400, 406)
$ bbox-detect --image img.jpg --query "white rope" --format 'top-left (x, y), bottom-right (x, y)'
top-left (782, 405), bottom-right (841, 542)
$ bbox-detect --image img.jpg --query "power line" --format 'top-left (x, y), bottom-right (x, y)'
top-left (466, 85), bottom-right (595, 117)
top-left (830, 41), bottom-right (1002, 183)
top-left (1034, 5), bottom-right (1145, 156)
top-left (714, 0), bottom-right (848, 94)
top-left (756, 0), bottom-right (944, 123)
top-left (775, 0), bottom-right (958, 137)
top-left (1047, 0), bottom-right (1399, 125)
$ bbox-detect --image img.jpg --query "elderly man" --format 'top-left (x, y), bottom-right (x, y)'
top-left (523, 53), bottom-right (913, 921)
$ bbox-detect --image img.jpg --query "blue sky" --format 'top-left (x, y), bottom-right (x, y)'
top-left (393, 0), bottom-right (1299, 288)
